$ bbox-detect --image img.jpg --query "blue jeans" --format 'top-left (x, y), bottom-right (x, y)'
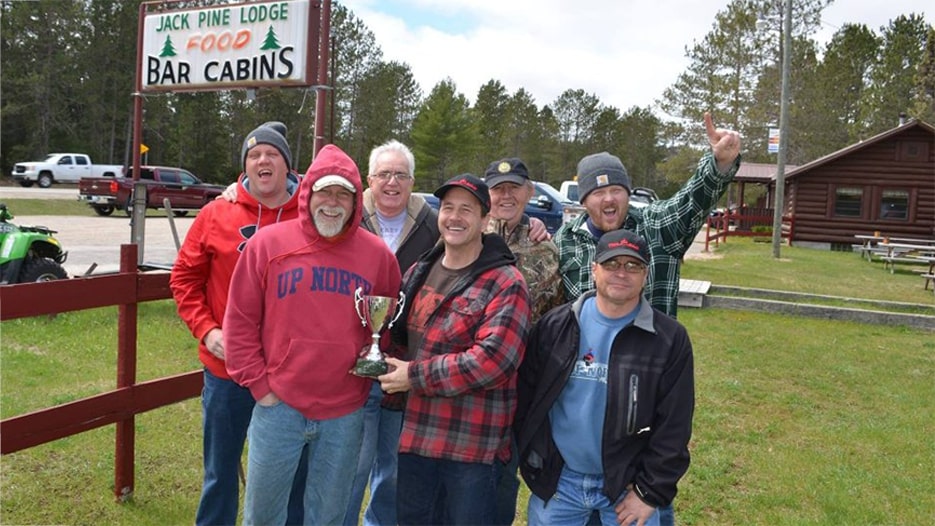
top-left (397, 453), bottom-right (497, 526)
top-left (196, 369), bottom-right (307, 526)
top-left (493, 441), bottom-right (521, 526)
top-left (244, 400), bottom-right (364, 525)
top-left (344, 382), bottom-right (402, 526)
top-left (527, 466), bottom-right (659, 526)
top-left (196, 369), bottom-right (255, 526)
top-left (588, 504), bottom-right (674, 525)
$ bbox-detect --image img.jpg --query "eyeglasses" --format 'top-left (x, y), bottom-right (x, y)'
top-left (371, 171), bottom-right (413, 182)
top-left (598, 259), bottom-right (646, 274)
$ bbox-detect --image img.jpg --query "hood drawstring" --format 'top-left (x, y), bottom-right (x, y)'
top-left (253, 202), bottom-right (287, 236)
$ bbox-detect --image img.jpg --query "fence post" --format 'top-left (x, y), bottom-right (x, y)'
top-left (115, 244), bottom-right (139, 502)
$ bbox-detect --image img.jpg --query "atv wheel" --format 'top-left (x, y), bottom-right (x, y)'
top-left (19, 257), bottom-right (68, 282)
top-left (173, 210), bottom-right (189, 217)
top-left (19, 180), bottom-right (34, 188)
top-left (93, 205), bottom-right (115, 216)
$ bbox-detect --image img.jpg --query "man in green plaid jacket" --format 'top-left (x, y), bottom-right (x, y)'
top-left (555, 112), bottom-right (742, 319)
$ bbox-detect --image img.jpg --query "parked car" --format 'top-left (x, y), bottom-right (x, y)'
top-left (560, 180), bottom-right (658, 210)
top-left (417, 181), bottom-right (584, 234)
top-left (13, 153), bottom-right (123, 188)
top-left (629, 187), bottom-right (659, 208)
top-left (78, 165), bottom-right (225, 217)
top-left (559, 180), bottom-right (579, 202)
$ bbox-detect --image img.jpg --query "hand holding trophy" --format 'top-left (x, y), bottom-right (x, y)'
top-left (351, 287), bottom-right (405, 378)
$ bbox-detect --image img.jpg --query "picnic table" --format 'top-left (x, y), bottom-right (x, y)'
top-left (877, 241), bottom-right (935, 274)
top-left (853, 234), bottom-right (885, 261)
top-left (908, 255), bottom-right (935, 292)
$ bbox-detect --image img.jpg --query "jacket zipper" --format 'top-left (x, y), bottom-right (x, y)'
top-left (627, 373), bottom-right (638, 435)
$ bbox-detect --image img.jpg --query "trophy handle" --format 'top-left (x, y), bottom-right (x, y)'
top-left (386, 291), bottom-right (406, 330)
top-left (353, 287), bottom-right (367, 327)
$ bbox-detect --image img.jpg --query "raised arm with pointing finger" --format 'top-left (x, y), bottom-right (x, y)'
top-left (554, 111), bottom-right (742, 318)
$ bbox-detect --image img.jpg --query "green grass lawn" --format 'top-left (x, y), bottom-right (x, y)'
top-left (1, 239), bottom-right (933, 525)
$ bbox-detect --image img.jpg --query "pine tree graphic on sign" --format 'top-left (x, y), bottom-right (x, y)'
top-left (261, 26), bottom-right (281, 50)
top-left (159, 36), bottom-right (177, 57)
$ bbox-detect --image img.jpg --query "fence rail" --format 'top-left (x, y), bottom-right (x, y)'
top-left (0, 244), bottom-right (200, 501)
top-left (704, 210), bottom-right (794, 251)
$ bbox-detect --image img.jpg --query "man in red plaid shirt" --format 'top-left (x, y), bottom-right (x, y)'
top-left (379, 173), bottom-right (531, 525)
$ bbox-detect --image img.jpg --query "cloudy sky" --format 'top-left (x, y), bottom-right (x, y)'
top-left (340, 0), bottom-right (931, 113)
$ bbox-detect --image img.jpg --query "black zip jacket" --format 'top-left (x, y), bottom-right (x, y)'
top-left (514, 292), bottom-right (694, 508)
top-left (361, 191), bottom-right (440, 276)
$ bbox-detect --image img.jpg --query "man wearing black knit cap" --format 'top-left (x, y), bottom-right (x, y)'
top-left (554, 112), bottom-right (742, 318)
top-left (171, 121), bottom-right (306, 526)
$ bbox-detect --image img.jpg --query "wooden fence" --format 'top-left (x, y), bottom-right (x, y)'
top-left (0, 245), bottom-right (201, 501)
top-left (703, 209), bottom-right (795, 251)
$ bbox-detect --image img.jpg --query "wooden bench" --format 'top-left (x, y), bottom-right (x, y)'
top-left (922, 273), bottom-right (935, 291)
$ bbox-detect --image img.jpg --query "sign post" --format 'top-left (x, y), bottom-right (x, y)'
top-left (120, 0), bottom-right (323, 502)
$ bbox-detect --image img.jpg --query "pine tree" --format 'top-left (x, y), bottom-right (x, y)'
top-left (160, 36), bottom-right (177, 57)
top-left (909, 26), bottom-right (935, 123)
top-left (261, 26), bottom-right (280, 50)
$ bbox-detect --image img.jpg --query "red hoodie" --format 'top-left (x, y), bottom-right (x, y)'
top-left (170, 171), bottom-right (300, 380)
top-left (224, 145), bottom-right (402, 419)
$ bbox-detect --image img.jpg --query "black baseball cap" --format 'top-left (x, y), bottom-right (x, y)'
top-left (596, 229), bottom-right (650, 265)
top-left (484, 158), bottom-right (530, 188)
top-left (433, 174), bottom-right (490, 214)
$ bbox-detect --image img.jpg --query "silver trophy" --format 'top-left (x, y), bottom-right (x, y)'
top-left (351, 287), bottom-right (405, 378)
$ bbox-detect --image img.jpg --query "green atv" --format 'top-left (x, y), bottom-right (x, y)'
top-left (0, 203), bottom-right (68, 284)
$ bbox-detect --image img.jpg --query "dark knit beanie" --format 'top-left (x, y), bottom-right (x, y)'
top-left (241, 121), bottom-right (292, 170)
top-left (576, 152), bottom-right (631, 202)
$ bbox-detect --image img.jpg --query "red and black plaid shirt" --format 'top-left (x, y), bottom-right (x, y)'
top-left (394, 236), bottom-right (531, 464)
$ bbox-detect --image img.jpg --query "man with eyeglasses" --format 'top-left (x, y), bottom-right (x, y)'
top-left (515, 229), bottom-right (695, 526)
top-left (345, 140), bottom-right (439, 526)
top-left (548, 112), bottom-right (737, 525)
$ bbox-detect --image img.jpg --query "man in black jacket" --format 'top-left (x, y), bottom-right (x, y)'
top-left (515, 229), bottom-right (695, 526)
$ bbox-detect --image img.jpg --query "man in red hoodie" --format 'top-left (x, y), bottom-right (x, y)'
top-left (224, 144), bottom-right (402, 525)
top-left (170, 121), bottom-right (305, 526)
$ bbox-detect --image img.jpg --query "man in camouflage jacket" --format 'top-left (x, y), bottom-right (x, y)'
top-left (482, 157), bottom-right (564, 526)
top-left (484, 157), bottom-right (564, 322)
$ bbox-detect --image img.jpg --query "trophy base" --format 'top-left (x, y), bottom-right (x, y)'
top-left (351, 358), bottom-right (388, 378)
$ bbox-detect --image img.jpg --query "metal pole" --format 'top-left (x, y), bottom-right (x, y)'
top-left (771, 0), bottom-right (792, 258)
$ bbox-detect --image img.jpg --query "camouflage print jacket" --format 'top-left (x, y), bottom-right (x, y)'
top-left (488, 215), bottom-right (565, 322)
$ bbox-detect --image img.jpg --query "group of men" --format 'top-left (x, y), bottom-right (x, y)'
top-left (170, 112), bottom-right (741, 526)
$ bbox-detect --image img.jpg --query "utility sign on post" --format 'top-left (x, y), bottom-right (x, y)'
top-left (767, 127), bottom-right (780, 154)
top-left (141, 0), bottom-right (318, 92)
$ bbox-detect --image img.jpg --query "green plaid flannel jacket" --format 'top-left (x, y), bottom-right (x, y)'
top-left (554, 151), bottom-right (739, 317)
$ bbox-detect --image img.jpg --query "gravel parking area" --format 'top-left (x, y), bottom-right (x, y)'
top-left (18, 214), bottom-right (194, 277)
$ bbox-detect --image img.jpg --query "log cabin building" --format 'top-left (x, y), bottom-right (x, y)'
top-left (732, 119), bottom-right (934, 250)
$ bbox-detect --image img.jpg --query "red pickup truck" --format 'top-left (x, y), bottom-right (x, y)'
top-left (78, 166), bottom-right (225, 217)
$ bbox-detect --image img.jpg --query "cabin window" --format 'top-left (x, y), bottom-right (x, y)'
top-left (879, 189), bottom-right (908, 220)
top-left (833, 187), bottom-right (862, 217)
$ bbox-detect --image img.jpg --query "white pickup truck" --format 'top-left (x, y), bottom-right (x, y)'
top-left (12, 153), bottom-right (124, 188)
